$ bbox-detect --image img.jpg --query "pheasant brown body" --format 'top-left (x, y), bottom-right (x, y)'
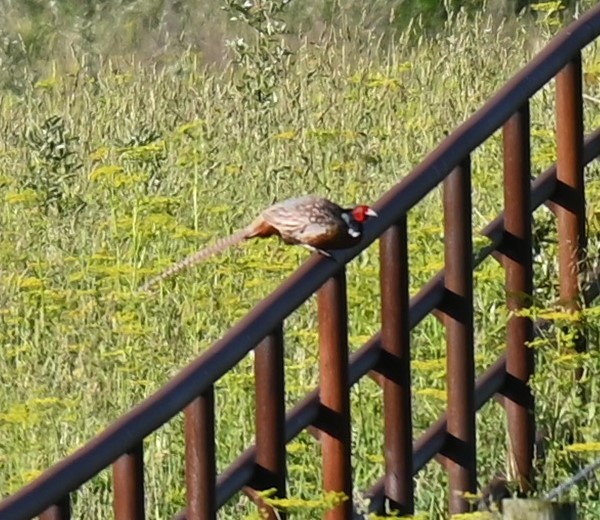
top-left (139, 195), bottom-right (377, 292)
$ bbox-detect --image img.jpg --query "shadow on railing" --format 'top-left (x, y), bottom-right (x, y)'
top-left (2, 5), bottom-right (600, 520)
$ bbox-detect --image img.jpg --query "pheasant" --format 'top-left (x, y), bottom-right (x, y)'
top-left (139, 195), bottom-right (377, 292)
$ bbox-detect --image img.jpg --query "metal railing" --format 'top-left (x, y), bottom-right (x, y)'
top-left (2, 4), bottom-right (600, 519)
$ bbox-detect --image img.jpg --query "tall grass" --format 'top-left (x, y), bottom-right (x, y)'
top-left (1, 1), bottom-right (600, 518)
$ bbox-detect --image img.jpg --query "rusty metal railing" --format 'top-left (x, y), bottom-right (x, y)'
top-left (2, 4), bottom-right (600, 520)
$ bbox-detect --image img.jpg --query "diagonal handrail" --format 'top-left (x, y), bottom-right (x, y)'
top-left (2, 5), bottom-right (600, 520)
top-left (190, 126), bottom-right (600, 516)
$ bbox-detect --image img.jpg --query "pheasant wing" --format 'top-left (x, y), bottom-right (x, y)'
top-left (261, 196), bottom-right (343, 244)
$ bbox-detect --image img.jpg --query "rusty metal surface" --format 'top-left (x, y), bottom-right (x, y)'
top-left (200, 331), bottom-right (383, 516)
top-left (250, 326), bottom-right (286, 519)
top-left (366, 249), bottom-right (600, 513)
top-left (209, 200), bottom-right (600, 519)
top-left (113, 443), bottom-right (145, 520)
top-left (366, 355), bottom-right (508, 512)
top-left (318, 269), bottom-right (353, 519)
top-left (372, 6), bottom-right (600, 233)
top-left (210, 121), bottom-right (600, 513)
top-left (379, 220), bottom-right (413, 514)
top-left (556, 54), bottom-right (587, 368)
top-left (3, 6), bottom-right (600, 520)
top-left (503, 104), bottom-right (536, 493)
top-left (38, 497), bottom-right (70, 520)
top-left (185, 388), bottom-right (216, 520)
top-left (557, 54), bottom-right (586, 288)
top-left (481, 127), bottom-right (600, 255)
top-left (443, 159), bottom-right (476, 514)
top-left (7, 123), bottom-right (600, 520)
top-left (5, 128), bottom-right (600, 520)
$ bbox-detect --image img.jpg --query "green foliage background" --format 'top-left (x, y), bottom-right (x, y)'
top-left (1, 0), bottom-right (600, 518)
top-left (0, 0), bottom-right (590, 93)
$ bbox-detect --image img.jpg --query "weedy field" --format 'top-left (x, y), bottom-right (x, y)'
top-left (2, 1), bottom-right (600, 518)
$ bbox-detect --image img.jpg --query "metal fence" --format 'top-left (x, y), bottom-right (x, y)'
top-left (3, 4), bottom-right (600, 520)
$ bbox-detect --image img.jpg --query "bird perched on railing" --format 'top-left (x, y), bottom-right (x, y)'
top-left (139, 195), bottom-right (377, 292)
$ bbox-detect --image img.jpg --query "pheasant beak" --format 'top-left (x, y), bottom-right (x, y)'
top-left (365, 208), bottom-right (378, 218)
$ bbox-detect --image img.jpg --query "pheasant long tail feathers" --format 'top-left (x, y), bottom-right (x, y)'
top-left (139, 228), bottom-right (249, 292)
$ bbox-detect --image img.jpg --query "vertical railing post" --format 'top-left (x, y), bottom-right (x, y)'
top-left (503, 103), bottom-right (535, 494)
top-left (185, 387), bottom-right (216, 520)
top-left (318, 268), bottom-right (353, 519)
top-left (251, 325), bottom-right (286, 520)
top-left (556, 52), bottom-right (586, 359)
top-left (379, 218), bottom-right (413, 515)
top-left (113, 442), bottom-right (145, 520)
top-left (443, 157), bottom-right (476, 514)
top-left (39, 496), bottom-right (71, 520)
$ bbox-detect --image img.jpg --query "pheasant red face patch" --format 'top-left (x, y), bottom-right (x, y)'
top-left (351, 205), bottom-right (378, 223)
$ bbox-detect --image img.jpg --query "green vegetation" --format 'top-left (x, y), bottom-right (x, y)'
top-left (1, 0), bottom-right (600, 518)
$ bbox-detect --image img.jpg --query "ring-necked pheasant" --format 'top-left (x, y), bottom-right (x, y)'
top-left (139, 195), bottom-right (377, 292)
